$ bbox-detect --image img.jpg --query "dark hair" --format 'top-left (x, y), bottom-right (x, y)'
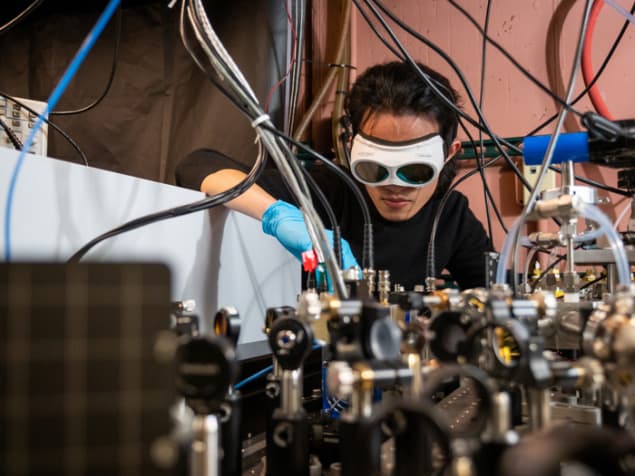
top-left (345, 61), bottom-right (460, 197)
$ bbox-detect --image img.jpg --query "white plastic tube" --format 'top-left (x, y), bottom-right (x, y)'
top-left (497, 203), bottom-right (631, 287)
top-left (573, 228), bottom-right (604, 243)
top-left (496, 215), bottom-right (525, 285)
top-left (577, 202), bottom-right (631, 286)
top-left (614, 201), bottom-right (632, 230)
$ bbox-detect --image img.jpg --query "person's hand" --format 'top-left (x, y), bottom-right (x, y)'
top-left (261, 200), bottom-right (359, 269)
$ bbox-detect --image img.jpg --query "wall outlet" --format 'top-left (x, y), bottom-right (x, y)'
top-left (518, 162), bottom-right (557, 205)
top-left (0, 96), bottom-right (48, 156)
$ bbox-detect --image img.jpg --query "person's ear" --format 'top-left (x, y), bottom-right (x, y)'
top-left (445, 139), bottom-right (461, 162)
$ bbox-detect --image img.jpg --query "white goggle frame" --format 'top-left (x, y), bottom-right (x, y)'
top-left (350, 132), bottom-right (445, 188)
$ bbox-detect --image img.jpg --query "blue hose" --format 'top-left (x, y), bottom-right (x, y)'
top-left (4, 0), bottom-right (122, 261)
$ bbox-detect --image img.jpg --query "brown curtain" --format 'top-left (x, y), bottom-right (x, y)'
top-left (0, 0), bottom-right (289, 184)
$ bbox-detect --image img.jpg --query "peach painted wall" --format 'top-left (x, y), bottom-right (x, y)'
top-left (310, 0), bottom-right (635, 251)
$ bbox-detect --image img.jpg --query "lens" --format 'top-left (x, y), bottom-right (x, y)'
top-left (397, 164), bottom-right (435, 184)
top-left (354, 161), bottom-right (390, 183)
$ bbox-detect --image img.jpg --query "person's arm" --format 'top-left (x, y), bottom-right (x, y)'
top-left (200, 168), bottom-right (275, 220)
top-left (202, 169), bottom-right (358, 269)
top-left (176, 148), bottom-right (360, 269)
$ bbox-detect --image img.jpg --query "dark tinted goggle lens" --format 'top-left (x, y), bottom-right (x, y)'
top-left (354, 162), bottom-right (390, 183)
top-left (397, 164), bottom-right (435, 184)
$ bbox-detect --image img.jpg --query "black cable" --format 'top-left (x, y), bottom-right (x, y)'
top-left (579, 273), bottom-right (606, 291)
top-left (360, 0), bottom-right (533, 193)
top-left (525, 0), bottom-right (635, 137)
top-left (356, 1), bottom-right (510, 278)
top-left (478, 0), bottom-right (494, 241)
top-left (0, 117), bottom-right (23, 149)
top-left (179, 1), bottom-right (251, 119)
top-left (261, 123), bottom-right (375, 270)
top-left (51, 5), bottom-right (122, 115)
top-left (361, 0), bottom-right (630, 282)
top-left (0, 92), bottom-right (89, 165)
top-left (184, 1), bottom-right (257, 118)
top-left (448, 0), bottom-right (585, 118)
top-left (69, 2), bottom-right (323, 266)
top-left (189, 0), bottom-right (316, 207)
top-left (301, 168), bottom-right (343, 268)
top-left (426, 154), bottom-right (504, 281)
top-left (459, 118), bottom-right (507, 234)
top-left (67, 149), bottom-right (269, 263)
top-left (515, 0), bottom-right (635, 203)
top-left (183, 0), bottom-right (346, 271)
top-left (529, 254), bottom-right (567, 292)
top-left (511, 0), bottom-right (593, 295)
top-left (549, 164), bottom-right (631, 197)
top-left (0, 0), bottom-right (45, 35)
top-left (353, 0), bottom-right (407, 60)
top-left (364, 0), bottom-right (525, 155)
top-left (364, 1), bottom-right (594, 284)
top-left (354, 0), bottom-right (526, 171)
top-left (185, 0), bottom-right (351, 283)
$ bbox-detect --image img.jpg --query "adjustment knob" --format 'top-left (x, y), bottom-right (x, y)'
top-left (268, 317), bottom-right (314, 370)
top-left (175, 336), bottom-right (237, 404)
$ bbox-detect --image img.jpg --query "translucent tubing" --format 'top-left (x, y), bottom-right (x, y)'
top-left (577, 202), bottom-right (631, 286)
top-left (496, 203), bottom-right (631, 287)
top-left (495, 215), bottom-right (525, 285)
top-left (572, 227), bottom-right (604, 243)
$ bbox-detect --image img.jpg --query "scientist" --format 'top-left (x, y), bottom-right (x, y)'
top-left (176, 61), bottom-right (492, 290)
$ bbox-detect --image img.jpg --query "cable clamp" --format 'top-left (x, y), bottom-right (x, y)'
top-left (251, 114), bottom-right (271, 128)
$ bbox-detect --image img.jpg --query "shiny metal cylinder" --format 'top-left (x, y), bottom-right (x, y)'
top-left (350, 388), bottom-right (373, 419)
top-left (404, 352), bottom-right (423, 397)
top-left (281, 369), bottom-right (302, 415)
top-left (190, 414), bottom-right (220, 476)
top-left (487, 391), bottom-right (511, 439)
top-left (378, 270), bottom-right (390, 304)
top-left (363, 268), bottom-right (376, 295)
top-left (528, 388), bottom-right (551, 430)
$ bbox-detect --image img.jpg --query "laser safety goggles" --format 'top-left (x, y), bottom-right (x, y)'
top-left (350, 132), bottom-right (445, 188)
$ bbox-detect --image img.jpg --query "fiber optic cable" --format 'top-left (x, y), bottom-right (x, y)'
top-left (3, 0), bottom-right (122, 261)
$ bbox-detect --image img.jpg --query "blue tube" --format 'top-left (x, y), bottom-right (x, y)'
top-left (4, 0), bottom-right (122, 261)
top-left (523, 132), bottom-right (589, 166)
top-left (234, 365), bottom-right (273, 390)
top-left (234, 342), bottom-right (322, 390)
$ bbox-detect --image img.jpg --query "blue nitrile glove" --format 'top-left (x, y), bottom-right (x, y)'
top-left (261, 200), bottom-right (359, 270)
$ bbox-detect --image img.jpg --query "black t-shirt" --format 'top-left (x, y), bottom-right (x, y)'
top-left (176, 148), bottom-right (492, 290)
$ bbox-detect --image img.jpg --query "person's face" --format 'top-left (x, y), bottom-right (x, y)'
top-left (359, 111), bottom-right (459, 221)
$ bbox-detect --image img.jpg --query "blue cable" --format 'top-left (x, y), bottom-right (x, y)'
top-left (3, 0), bottom-right (122, 261)
top-left (234, 342), bottom-right (323, 390)
top-left (234, 365), bottom-right (273, 390)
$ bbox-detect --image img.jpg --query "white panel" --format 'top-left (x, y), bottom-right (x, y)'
top-left (0, 150), bottom-right (300, 343)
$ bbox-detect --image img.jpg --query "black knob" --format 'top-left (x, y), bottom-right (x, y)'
top-left (429, 311), bottom-right (471, 363)
top-left (389, 291), bottom-right (424, 311)
top-left (268, 318), bottom-right (314, 370)
top-left (265, 306), bottom-right (296, 334)
top-left (175, 335), bottom-right (237, 404)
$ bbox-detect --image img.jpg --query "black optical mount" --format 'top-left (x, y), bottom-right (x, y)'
top-left (266, 317), bottom-right (314, 476)
top-left (175, 335), bottom-right (238, 476)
